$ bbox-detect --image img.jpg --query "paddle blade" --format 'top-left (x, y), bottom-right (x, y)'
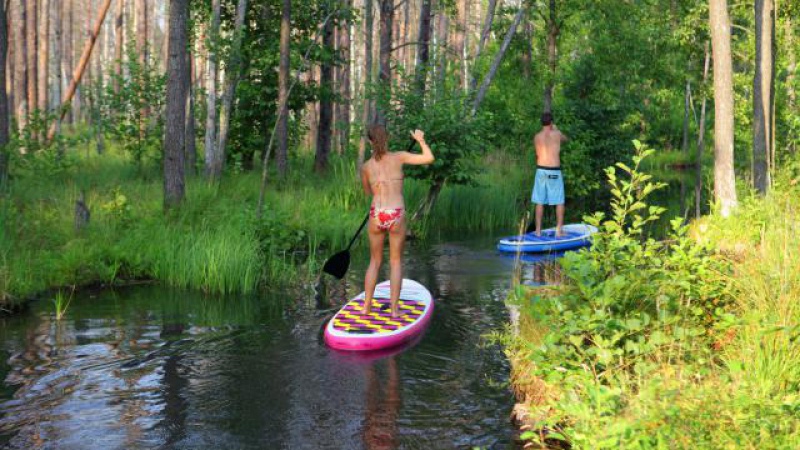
top-left (322, 250), bottom-right (350, 279)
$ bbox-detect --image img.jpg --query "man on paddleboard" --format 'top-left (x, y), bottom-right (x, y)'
top-left (532, 112), bottom-right (568, 236)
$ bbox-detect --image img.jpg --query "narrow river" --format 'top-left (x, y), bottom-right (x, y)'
top-left (0, 235), bottom-right (542, 449)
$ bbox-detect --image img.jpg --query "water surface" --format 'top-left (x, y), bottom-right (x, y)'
top-left (0, 236), bottom-right (524, 450)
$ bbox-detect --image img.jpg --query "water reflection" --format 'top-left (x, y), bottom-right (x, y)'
top-left (362, 356), bottom-right (401, 450)
top-left (0, 236), bottom-right (518, 449)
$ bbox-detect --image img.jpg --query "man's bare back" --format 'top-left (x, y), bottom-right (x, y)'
top-left (534, 124), bottom-right (567, 168)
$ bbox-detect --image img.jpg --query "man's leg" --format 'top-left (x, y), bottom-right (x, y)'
top-left (535, 204), bottom-right (544, 236)
top-left (555, 204), bottom-right (565, 236)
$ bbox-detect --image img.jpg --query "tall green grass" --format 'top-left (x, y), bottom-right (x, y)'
top-left (0, 140), bottom-right (534, 303)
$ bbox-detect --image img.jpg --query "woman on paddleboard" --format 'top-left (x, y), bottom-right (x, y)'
top-left (361, 125), bottom-right (434, 318)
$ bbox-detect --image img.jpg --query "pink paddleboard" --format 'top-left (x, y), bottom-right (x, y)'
top-left (324, 279), bottom-right (434, 351)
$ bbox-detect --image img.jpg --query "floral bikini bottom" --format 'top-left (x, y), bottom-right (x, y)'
top-left (370, 206), bottom-right (404, 231)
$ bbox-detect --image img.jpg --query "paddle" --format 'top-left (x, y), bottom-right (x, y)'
top-left (322, 138), bottom-right (417, 279)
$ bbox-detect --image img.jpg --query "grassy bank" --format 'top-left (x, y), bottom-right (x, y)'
top-left (503, 148), bottom-right (800, 449)
top-left (0, 142), bottom-right (531, 305)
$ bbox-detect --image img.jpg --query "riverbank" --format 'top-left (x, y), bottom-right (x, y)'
top-left (0, 142), bottom-right (531, 307)
top-left (503, 153), bottom-right (800, 448)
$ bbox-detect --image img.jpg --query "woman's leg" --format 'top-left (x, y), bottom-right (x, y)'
top-left (363, 220), bottom-right (385, 314)
top-left (387, 216), bottom-right (406, 318)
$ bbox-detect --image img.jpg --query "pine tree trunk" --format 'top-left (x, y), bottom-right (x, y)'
top-left (357, 0), bottom-right (374, 167)
top-left (52, 0), bottom-right (62, 146)
top-left (315, 2), bottom-right (335, 173)
top-left (695, 41), bottom-right (710, 218)
top-left (276, 0), bottom-right (290, 177)
top-left (46, 0), bottom-right (113, 142)
top-left (164, 0), bottom-right (189, 208)
top-left (543, 0), bottom-right (558, 114)
top-left (185, 52), bottom-right (196, 174)
top-left (753, 0), bottom-right (773, 194)
top-left (37, 0), bottom-right (48, 113)
top-left (204, 0), bottom-right (221, 179)
top-left (0, 0), bottom-right (10, 189)
top-left (215, 0), bottom-right (247, 180)
top-left (337, 1), bottom-right (351, 156)
top-left (455, 0), bottom-right (467, 91)
top-left (13, 0), bottom-right (27, 130)
top-left (114, 0), bottom-right (123, 93)
top-left (375, 0), bottom-right (392, 124)
top-left (25, 0), bottom-right (36, 119)
top-left (414, 0), bottom-right (432, 94)
top-left (709, 0), bottom-right (737, 217)
top-left (434, 9), bottom-right (448, 91)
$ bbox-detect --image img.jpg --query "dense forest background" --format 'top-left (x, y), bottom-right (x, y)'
top-left (0, 0), bottom-right (794, 215)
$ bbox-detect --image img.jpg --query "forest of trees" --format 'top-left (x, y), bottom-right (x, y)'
top-left (0, 0), bottom-right (796, 219)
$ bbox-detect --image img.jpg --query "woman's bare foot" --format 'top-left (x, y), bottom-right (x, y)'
top-left (361, 298), bottom-right (372, 316)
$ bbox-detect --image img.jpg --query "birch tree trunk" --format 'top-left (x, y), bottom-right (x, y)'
top-left (753, 0), bottom-right (773, 194)
top-left (709, 0), bottom-right (737, 217)
top-left (204, 0), bottom-right (220, 178)
top-left (472, 5), bottom-right (525, 115)
top-left (214, 0), bottom-right (247, 180)
top-left (276, 0), bottom-right (290, 177)
top-left (164, 0), bottom-right (189, 208)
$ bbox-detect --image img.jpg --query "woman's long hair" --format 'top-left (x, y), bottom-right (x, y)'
top-left (368, 124), bottom-right (389, 161)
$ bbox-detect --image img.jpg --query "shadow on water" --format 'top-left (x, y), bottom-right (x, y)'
top-left (0, 234), bottom-right (522, 450)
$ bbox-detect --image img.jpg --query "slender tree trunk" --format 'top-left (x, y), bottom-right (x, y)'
top-left (375, 0), bottom-right (392, 124)
top-left (37, 0), bottom-right (48, 113)
top-left (315, 1), bottom-right (335, 173)
top-left (13, 0), bottom-right (27, 130)
top-left (434, 9), bottom-right (448, 90)
top-left (0, 0), bottom-right (10, 189)
top-left (414, 0), bottom-right (432, 94)
top-left (135, 0), bottom-right (147, 66)
top-left (472, 5), bottom-right (525, 115)
top-left (46, 0), bottom-right (113, 142)
top-left (337, 1), bottom-right (351, 156)
top-left (787, 16), bottom-right (796, 154)
top-left (164, 0), bottom-right (189, 208)
top-left (25, 0), bottom-right (36, 119)
top-left (215, 0), bottom-right (247, 179)
top-left (680, 81), bottom-right (690, 217)
top-left (204, 0), bottom-right (220, 178)
top-left (276, 0), bottom-right (290, 177)
top-left (185, 52), bottom-right (196, 174)
top-left (543, 0), bottom-right (558, 114)
top-left (696, 42), bottom-right (710, 218)
top-left (475, 0), bottom-right (496, 62)
top-left (455, 0), bottom-right (467, 91)
top-left (357, 0), bottom-right (374, 167)
top-left (753, 0), bottom-right (773, 194)
top-left (522, 17), bottom-right (532, 79)
top-left (114, 0), bottom-right (123, 93)
top-left (52, 0), bottom-right (62, 146)
top-left (709, 0), bottom-right (737, 217)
